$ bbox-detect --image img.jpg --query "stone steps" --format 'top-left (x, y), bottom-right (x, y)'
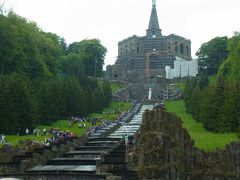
top-left (75, 146), bottom-right (112, 151)
top-left (23, 119), bottom-right (125, 179)
top-left (47, 158), bottom-right (98, 165)
top-left (20, 103), bottom-right (153, 179)
top-left (63, 150), bottom-right (107, 159)
top-left (88, 137), bottom-right (121, 141)
top-left (27, 164), bottom-right (97, 173)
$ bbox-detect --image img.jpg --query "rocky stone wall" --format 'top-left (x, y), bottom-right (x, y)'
top-left (132, 108), bottom-right (240, 179)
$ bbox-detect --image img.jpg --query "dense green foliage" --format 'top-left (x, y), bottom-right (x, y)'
top-left (0, 74), bottom-right (36, 133)
top-left (196, 36), bottom-right (228, 75)
top-left (184, 33), bottom-right (240, 133)
top-left (0, 12), bottom-right (111, 135)
top-left (166, 100), bottom-right (238, 151)
top-left (0, 13), bottom-right (65, 78)
top-left (67, 39), bottom-right (107, 77)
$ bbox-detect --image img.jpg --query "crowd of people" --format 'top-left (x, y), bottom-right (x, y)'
top-left (42, 129), bottom-right (76, 146)
top-left (67, 116), bottom-right (90, 128)
top-left (0, 101), bottom-right (137, 161)
top-left (68, 116), bottom-right (90, 124)
top-left (25, 128), bottom-right (47, 136)
top-left (86, 111), bottom-right (129, 136)
top-left (0, 127), bottom-right (77, 152)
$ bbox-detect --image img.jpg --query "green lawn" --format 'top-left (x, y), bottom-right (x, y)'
top-left (91, 102), bottom-right (131, 121)
top-left (175, 82), bottom-right (186, 91)
top-left (4, 121), bottom-right (91, 147)
top-left (166, 100), bottom-right (239, 151)
top-left (38, 120), bottom-right (91, 136)
top-left (2, 101), bottom-right (131, 147)
top-left (110, 82), bottom-right (127, 93)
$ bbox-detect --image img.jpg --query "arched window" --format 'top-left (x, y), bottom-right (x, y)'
top-left (175, 42), bottom-right (178, 53)
top-left (186, 45), bottom-right (189, 56)
top-left (137, 47), bottom-right (139, 53)
top-left (180, 43), bottom-right (184, 54)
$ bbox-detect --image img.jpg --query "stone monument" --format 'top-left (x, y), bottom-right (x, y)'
top-left (106, 0), bottom-right (197, 82)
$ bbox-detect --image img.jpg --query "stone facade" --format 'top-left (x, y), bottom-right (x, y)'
top-left (113, 82), bottom-right (181, 101)
top-left (106, 1), bottom-right (194, 82)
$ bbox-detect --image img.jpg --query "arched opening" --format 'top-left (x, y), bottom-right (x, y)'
top-left (137, 47), bottom-right (139, 53)
top-left (186, 45), bottom-right (189, 56)
top-left (114, 71), bottom-right (118, 78)
top-left (175, 42), bottom-right (178, 53)
top-left (180, 43), bottom-right (184, 54)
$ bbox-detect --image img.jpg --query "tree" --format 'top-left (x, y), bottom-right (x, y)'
top-left (102, 80), bottom-right (112, 106)
top-left (198, 73), bottom-right (209, 90)
top-left (67, 39), bottom-right (107, 77)
top-left (61, 53), bottom-right (85, 79)
top-left (190, 85), bottom-right (201, 121)
top-left (0, 14), bottom-right (19, 75)
top-left (38, 32), bottom-right (65, 77)
top-left (184, 78), bottom-right (198, 113)
top-left (0, 10), bottom-right (113, 134)
top-left (63, 76), bottom-right (84, 117)
top-left (92, 88), bottom-right (104, 113)
top-left (184, 33), bottom-right (240, 133)
top-left (222, 81), bottom-right (240, 132)
top-left (218, 32), bottom-right (240, 81)
top-left (0, 74), bottom-right (36, 134)
top-left (202, 85), bottom-right (218, 131)
top-left (196, 36), bottom-right (228, 75)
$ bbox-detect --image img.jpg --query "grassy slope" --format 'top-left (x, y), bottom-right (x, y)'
top-left (110, 82), bottom-right (127, 93)
top-left (91, 102), bottom-right (131, 121)
top-left (175, 82), bottom-right (186, 91)
top-left (4, 102), bottom-right (131, 147)
top-left (166, 100), bottom-right (238, 151)
top-left (5, 121), bottom-right (92, 147)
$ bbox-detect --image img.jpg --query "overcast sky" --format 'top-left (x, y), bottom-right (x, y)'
top-left (3, 0), bottom-right (240, 68)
